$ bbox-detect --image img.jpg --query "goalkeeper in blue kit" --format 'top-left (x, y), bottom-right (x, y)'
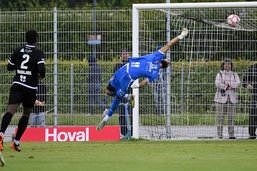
top-left (96, 28), bottom-right (189, 130)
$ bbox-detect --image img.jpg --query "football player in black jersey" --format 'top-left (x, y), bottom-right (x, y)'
top-left (0, 30), bottom-right (46, 153)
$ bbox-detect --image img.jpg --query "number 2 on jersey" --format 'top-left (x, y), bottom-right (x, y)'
top-left (21, 54), bottom-right (30, 69)
top-left (20, 54), bottom-right (30, 82)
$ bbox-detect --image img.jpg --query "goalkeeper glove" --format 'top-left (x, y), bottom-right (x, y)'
top-left (177, 28), bottom-right (189, 40)
top-left (131, 81), bottom-right (140, 89)
top-left (247, 84), bottom-right (253, 90)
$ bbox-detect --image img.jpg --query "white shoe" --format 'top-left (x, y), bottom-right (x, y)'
top-left (96, 120), bottom-right (107, 131)
top-left (102, 109), bottom-right (108, 116)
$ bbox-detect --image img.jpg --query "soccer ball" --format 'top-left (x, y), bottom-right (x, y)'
top-left (227, 14), bottom-right (240, 27)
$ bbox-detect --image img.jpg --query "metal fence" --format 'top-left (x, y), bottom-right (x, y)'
top-left (0, 9), bottom-right (133, 140)
top-left (0, 7), bottom-right (257, 140)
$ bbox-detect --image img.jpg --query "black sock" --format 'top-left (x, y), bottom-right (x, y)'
top-left (15, 116), bottom-right (29, 141)
top-left (0, 112), bottom-right (13, 133)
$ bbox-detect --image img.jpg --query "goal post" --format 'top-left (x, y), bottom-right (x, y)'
top-left (133, 2), bottom-right (257, 9)
top-left (132, 2), bottom-right (257, 140)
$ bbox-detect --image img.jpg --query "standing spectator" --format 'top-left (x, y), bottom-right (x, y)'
top-left (31, 81), bottom-right (47, 127)
top-left (113, 49), bottom-right (133, 138)
top-left (243, 63), bottom-right (257, 139)
top-left (214, 58), bottom-right (240, 139)
top-left (86, 54), bottom-right (105, 114)
top-left (0, 30), bottom-right (46, 152)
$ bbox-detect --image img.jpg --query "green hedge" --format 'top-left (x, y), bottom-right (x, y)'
top-left (0, 60), bottom-right (254, 116)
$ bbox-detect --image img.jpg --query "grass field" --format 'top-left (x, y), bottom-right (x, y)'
top-left (1, 140), bottom-right (257, 171)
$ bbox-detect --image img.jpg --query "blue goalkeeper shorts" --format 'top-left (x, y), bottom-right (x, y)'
top-left (109, 64), bottom-right (134, 98)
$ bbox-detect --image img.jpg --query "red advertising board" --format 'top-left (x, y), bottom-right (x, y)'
top-left (18, 126), bottom-right (120, 142)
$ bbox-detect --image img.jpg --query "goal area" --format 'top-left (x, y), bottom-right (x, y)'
top-left (132, 2), bottom-right (257, 140)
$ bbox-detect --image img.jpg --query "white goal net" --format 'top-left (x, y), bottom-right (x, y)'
top-left (132, 2), bottom-right (257, 140)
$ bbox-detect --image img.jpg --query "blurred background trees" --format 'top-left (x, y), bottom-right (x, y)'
top-left (0, 0), bottom-right (252, 9)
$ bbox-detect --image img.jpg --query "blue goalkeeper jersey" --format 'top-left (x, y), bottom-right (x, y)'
top-left (128, 50), bottom-right (165, 82)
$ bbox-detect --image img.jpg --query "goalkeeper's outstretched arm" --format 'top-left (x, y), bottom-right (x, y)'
top-left (160, 28), bottom-right (189, 53)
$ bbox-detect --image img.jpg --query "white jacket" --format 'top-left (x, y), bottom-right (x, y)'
top-left (214, 70), bottom-right (240, 104)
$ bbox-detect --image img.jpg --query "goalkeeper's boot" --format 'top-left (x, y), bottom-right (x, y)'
top-left (10, 142), bottom-right (21, 152)
top-left (0, 133), bottom-right (3, 152)
top-left (128, 95), bottom-right (135, 108)
top-left (102, 109), bottom-right (108, 116)
top-left (96, 120), bottom-right (107, 131)
top-left (0, 152), bottom-right (5, 167)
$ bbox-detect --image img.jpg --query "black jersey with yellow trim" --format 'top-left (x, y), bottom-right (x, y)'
top-left (8, 44), bottom-right (46, 89)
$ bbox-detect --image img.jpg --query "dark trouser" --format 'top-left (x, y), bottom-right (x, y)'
top-left (87, 83), bottom-right (106, 114)
top-left (249, 106), bottom-right (257, 138)
top-left (118, 104), bottom-right (133, 136)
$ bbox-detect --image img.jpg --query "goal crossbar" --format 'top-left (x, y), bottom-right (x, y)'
top-left (133, 2), bottom-right (257, 9)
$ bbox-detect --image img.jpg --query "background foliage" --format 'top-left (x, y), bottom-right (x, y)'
top-left (0, 60), bottom-right (252, 117)
top-left (0, 0), bottom-right (253, 9)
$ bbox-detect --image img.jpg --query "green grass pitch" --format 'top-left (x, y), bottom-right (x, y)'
top-left (1, 140), bottom-right (257, 171)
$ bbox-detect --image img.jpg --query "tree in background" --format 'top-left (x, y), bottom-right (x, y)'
top-left (0, 0), bottom-right (250, 10)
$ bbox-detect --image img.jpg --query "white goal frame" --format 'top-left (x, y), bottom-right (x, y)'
top-left (132, 2), bottom-right (257, 139)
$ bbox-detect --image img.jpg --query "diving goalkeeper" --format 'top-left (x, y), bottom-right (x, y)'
top-left (96, 28), bottom-right (189, 130)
